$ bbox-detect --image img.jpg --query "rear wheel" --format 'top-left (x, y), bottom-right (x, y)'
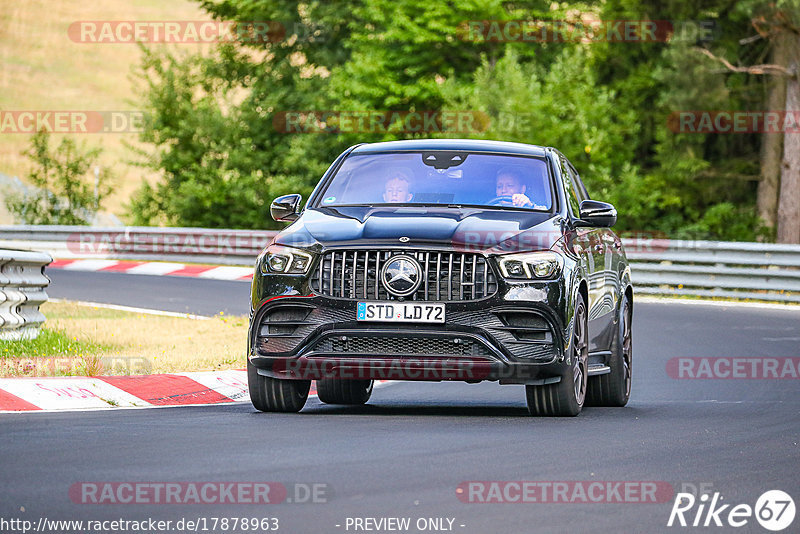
top-left (316, 379), bottom-right (374, 405)
top-left (248, 360), bottom-right (310, 413)
top-left (525, 293), bottom-right (588, 417)
top-left (586, 294), bottom-right (632, 407)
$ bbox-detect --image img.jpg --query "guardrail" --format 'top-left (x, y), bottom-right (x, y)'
top-left (0, 225), bottom-right (277, 266)
top-left (1, 226), bottom-right (799, 303)
top-left (625, 239), bottom-right (800, 303)
top-left (0, 249), bottom-right (52, 340)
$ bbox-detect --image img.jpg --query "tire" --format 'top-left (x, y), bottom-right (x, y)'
top-left (316, 379), bottom-right (374, 405)
top-left (586, 294), bottom-right (632, 407)
top-left (248, 360), bottom-right (310, 413)
top-left (525, 292), bottom-right (588, 417)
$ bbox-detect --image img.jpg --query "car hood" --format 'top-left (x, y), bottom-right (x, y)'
top-left (274, 206), bottom-right (565, 254)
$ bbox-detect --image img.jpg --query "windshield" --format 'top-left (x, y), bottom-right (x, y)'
top-left (315, 152), bottom-right (553, 211)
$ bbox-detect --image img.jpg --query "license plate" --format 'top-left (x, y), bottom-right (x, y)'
top-left (357, 302), bottom-right (445, 323)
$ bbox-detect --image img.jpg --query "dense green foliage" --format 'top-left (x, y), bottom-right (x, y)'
top-left (5, 131), bottom-right (113, 225)
top-left (129, 0), bottom-right (782, 240)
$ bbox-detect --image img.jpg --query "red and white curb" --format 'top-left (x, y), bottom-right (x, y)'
top-left (0, 373), bottom-right (397, 413)
top-left (49, 259), bottom-right (253, 281)
top-left (0, 370), bottom-right (262, 412)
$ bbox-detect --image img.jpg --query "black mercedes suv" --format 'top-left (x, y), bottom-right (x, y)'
top-left (248, 139), bottom-right (633, 416)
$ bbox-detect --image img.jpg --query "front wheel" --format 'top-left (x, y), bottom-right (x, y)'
top-left (248, 360), bottom-right (310, 413)
top-left (525, 292), bottom-right (588, 417)
top-left (316, 379), bottom-right (374, 405)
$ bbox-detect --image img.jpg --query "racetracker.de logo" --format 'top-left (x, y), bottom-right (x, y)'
top-left (458, 20), bottom-right (714, 43)
top-left (0, 356), bottom-right (151, 377)
top-left (66, 231), bottom-right (271, 256)
top-left (68, 21), bottom-right (286, 43)
top-left (666, 357), bottom-right (800, 379)
top-left (456, 481), bottom-right (674, 503)
top-left (0, 111), bottom-right (146, 134)
top-left (271, 358), bottom-right (502, 381)
top-left (272, 111), bottom-right (490, 134)
top-left (70, 482), bottom-right (283, 504)
top-left (668, 111), bottom-right (800, 134)
top-left (68, 482), bottom-right (331, 505)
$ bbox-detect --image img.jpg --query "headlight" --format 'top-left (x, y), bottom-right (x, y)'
top-left (498, 251), bottom-right (563, 280)
top-left (259, 245), bottom-right (314, 275)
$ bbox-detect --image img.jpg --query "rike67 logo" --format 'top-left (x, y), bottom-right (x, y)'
top-left (668, 490), bottom-right (795, 531)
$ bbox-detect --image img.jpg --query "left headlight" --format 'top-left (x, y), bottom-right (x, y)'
top-left (497, 251), bottom-right (563, 280)
top-left (259, 245), bottom-right (314, 275)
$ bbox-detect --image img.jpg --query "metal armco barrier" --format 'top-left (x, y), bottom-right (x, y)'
top-left (0, 249), bottom-right (52, 340)
top-left (0, 225), bottom-right (277, 266)
top-left (624, 238), bottom-right (800, 303)
top-left (1, 226), bottom-right (799, 303)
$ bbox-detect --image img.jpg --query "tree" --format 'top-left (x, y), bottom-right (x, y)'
top-left (128, 0), bottom-right (516, 227)
top-left (129, 0), bottom-right (779, 241)
top-left (696, 0), bottom-right (800, 242)
top-left (4, 130), bottom-right (113, 225)
top-left (442, 47), bottom-right (640, 206)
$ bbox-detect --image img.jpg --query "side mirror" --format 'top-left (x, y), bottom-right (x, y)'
top-left (270, 194), bottom-right (302, 222)
top-left (576, 200), bottom-right (616, 228)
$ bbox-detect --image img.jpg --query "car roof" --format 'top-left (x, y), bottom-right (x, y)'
top-left (350, 139), bottom-right (549, 157)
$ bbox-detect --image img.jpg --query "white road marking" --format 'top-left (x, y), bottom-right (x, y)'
top-left (197, 266), bottom-right (254, 280)
top-left (124, 262), bottom-right (186, 275)
top-left (60, 259), bottom-right (119, 271)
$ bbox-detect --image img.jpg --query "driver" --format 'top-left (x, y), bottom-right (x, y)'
top-left (383, 169), bottom-right (413, 203)
top-left (494, 167), bottom-right (533, 207)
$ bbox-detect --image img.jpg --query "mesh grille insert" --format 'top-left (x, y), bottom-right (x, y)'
top-left (311, 335), bottom-right (493, 358)
top-left (310, 250), bottom-right (497, 301)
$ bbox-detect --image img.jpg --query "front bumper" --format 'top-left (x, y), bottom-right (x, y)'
top-left (248, 291), bottom-right (571, 385)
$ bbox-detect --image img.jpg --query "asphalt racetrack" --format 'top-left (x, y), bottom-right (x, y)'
top-left (1, 269), bottom-right (798, 533)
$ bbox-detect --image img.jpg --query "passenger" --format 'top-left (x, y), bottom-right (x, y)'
top-left (383, 169), bottom-right (413, 203)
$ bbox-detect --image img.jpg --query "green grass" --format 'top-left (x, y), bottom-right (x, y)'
top-left (0, 327), bottom-right (114, 377)
top-left (1, 301), bottom-right (248, 377)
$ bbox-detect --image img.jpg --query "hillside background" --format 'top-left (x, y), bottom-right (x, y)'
top-left (0, 0), bottom-right (211, 224)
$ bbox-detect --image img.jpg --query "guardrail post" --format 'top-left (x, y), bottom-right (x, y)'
top-left (0, 249), bottom-right (53, 340)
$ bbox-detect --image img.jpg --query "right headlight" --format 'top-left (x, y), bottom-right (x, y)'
top-left (497, 251), bottom-right (563, 280)
top-left (258, 245), bottom-right (314, 275)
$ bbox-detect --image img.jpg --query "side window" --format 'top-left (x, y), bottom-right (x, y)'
top-left (559, 156), bottom-right (582, 217)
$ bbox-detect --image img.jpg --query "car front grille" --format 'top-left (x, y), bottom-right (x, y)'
top-left (310, 250), bottom-right (497, 301)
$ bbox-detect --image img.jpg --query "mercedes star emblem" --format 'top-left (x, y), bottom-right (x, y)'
top-left (381, 255), bottom-right (422, 297)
